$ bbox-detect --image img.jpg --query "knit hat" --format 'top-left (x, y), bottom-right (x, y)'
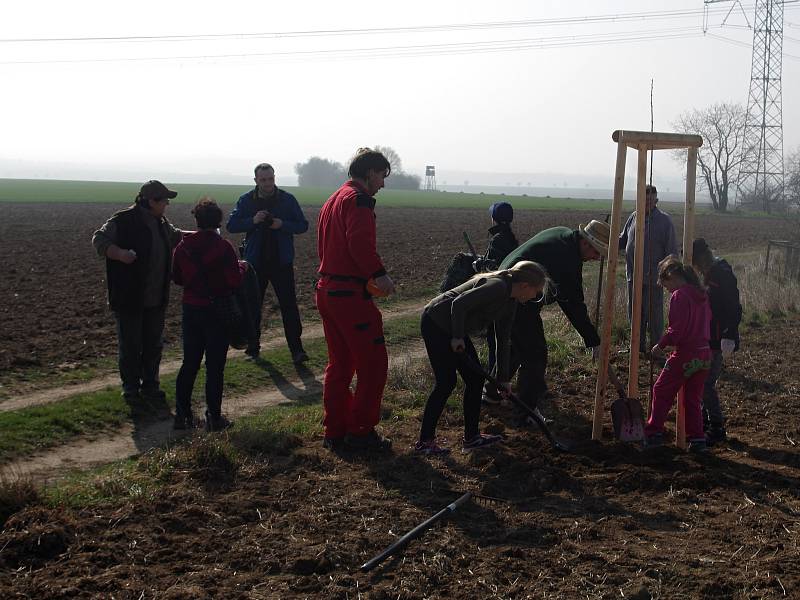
top-left (489, 201), bottom-right (514, 223)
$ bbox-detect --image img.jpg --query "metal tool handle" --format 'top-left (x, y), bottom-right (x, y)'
top-left (462, 231), bottom-right (478, 257)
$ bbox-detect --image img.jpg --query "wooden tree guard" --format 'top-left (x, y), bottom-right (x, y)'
top-left (591, 131), bottom-right (702, 449)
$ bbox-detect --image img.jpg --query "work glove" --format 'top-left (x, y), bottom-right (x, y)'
top-left (720, 338), bottom-right (736, 357)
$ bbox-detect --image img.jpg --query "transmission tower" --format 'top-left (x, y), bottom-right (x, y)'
top-left (736, 0), bottom-right (785, 211)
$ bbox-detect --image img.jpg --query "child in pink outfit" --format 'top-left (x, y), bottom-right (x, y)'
top-left (645, 257), bottom-right (712, 451)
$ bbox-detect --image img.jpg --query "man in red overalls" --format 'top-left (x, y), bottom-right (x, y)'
top-left (316, 148), bottom-right (395, 452)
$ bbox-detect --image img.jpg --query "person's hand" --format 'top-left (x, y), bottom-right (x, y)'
top-left (239, 260), bottom-right (249, 271)
top-left (720, 338), bottom-right (736, 357)
top-left (373, 274), bottom-right (395, 295)
top-left (118, 248), bottom-right (137, 264)
top-left (253, 210), bottom-right (270, 225)
top-left (590, 346), bottom-right (600, 362)
top-left (497, 381), bottom-right (512, 398)
top-left (450, 338), bottom-right (465, 353)
top-left (269, 217), bottom-right (282, 229)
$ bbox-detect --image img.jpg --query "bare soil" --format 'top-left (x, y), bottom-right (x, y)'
top-left (1, 315), bottom-right (798, 599)
top-left (1, 201), bottom-right (792, 389)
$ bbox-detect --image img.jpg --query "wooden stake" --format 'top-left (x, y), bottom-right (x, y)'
top-left (592, 140), bottom-right (627, 440)
top-left (627, 146), bottom-right (649, 399)
top-left (675, 146), bottom-right (698, 450)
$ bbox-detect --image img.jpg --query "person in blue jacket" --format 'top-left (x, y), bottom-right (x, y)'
top-left (226, 163), bottom-right (309, 362)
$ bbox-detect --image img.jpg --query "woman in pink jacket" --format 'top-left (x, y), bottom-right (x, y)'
top-left (645, 257), bottom-right (712, 452)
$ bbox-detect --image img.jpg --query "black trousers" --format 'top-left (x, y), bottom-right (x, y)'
top-left (508, 302), bottom-right (548, 407)
top-left (252, 261), bottom-right (304, 354)
top-left (114, 306), bottom-right (166, 395)
top-left (175, 304), bottom-right (229, 420)
top-left (419, 313), bottom-right (484, 442)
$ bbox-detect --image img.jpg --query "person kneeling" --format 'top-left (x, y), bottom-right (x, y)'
top-left (416, 261), bottom-right (550, 455)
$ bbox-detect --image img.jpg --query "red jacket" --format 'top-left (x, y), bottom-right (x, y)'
top-left (317, 180), bottom-right (386, 281)
top-left (172, 230), bottom-right (247, 306)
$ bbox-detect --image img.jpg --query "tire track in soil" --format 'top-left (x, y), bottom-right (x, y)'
top-left (0, 343), bottom-right (429, 484)
top-left (0, 300), bottom-right (426, 414)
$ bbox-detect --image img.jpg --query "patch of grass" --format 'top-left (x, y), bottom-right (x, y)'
top-left (0, 313), bottom-right (423, 464)
top-left (0, 475), bottom-right (40, 526)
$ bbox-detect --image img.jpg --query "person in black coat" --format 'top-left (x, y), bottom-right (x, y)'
top-left (477, 202), bottom-right (519, 404)
top-left (692, 238), bottom-right (742, 445)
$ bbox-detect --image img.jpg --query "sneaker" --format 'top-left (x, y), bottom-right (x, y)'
top-left (292, 350), bottom-right (309, 365)
top-left (642, 432), bottom-right (664, 449)
top-left (173, 412), bottom-right (196, 431)
top-left (322, 436), bottom-right (344, 451)
top-left (205, 413), bottom-right (233, 432)
top-left (344, 430), bottom-right (392, 451)
top-left (688, 438), bottom-right (709, 454)
top-left (462, 433), bottom-right (503, 452)
top-left (414, 439), bottom-right (450, 456)
top-left (706, 427), bottom-right (727, 447)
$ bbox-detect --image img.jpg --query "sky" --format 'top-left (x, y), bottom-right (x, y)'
top-left (1, 0), bottom-right (799, 191)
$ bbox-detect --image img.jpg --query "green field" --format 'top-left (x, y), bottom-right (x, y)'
top-left (0, 177), bottom-right (656, 212)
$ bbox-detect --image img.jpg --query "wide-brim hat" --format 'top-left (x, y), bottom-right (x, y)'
top-left (578, 220), bottom-right (610, 254)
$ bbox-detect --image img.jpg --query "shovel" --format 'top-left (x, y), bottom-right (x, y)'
top-left (607, 365), bottom-right (645, 442)
top-left (459, 354), bottom-right (571, 452)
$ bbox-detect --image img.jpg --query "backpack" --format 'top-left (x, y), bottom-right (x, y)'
top-left (439, 252), bottom-right (477, 292)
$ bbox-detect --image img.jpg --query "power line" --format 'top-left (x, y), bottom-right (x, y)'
top-left (0, 27), bottom-right (707, 65)
top-left (0, 4), bottom-right (787, 45)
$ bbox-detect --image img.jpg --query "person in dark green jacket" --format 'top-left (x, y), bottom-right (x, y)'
top-left (499, 221), bottom-right (609, 410)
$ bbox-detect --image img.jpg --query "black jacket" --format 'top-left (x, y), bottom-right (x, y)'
top-left (105, 206), bottom-right (174, 312)
top-left (484, 223), bottom-right (518, 267)
top-left (705, 258), bottom-right (742, 350)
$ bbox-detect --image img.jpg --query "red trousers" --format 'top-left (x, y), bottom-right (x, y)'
top-left (645, 350), bottom-right (711, 440)
top-left (315, 280), bottom-right (388, 438)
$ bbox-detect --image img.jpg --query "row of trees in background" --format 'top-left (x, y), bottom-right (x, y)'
top-left (295, 146), bottom-right (421, 190)
top-left (673, 101), bottom-right (799, 213)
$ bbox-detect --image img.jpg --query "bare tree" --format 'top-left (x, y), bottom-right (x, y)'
top-left (786, 146), bottom-right (800, 212)
top-left (672, 102), bottom-right (747, 212)
top-left (373, 145), bottom-right (403, 174)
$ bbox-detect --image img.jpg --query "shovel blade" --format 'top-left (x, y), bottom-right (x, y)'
top-left (611, 398), bottom-right (645, 442)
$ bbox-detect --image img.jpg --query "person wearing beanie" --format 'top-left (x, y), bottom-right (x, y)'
top-left (691, 238), bottom-right (742, 445)
top-left (480, 201), bottom-right (519, 403)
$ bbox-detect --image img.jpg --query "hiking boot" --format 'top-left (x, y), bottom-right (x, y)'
top-left (642, 432), bottom-right (664, 449)
top-left (462, 433), bottom-right (503, 453)
top-left (525, 406), bottom-right (553, 426)
top-left (344, 430), bottom-right (392, 452)
top-left (705, 426), bottom-right (728, 447)
top-left (414, 439), bottom-right (451, 456)
top-left (292, 350), bottom-right (309, 365)
top-left (141, 388), bottom-right (167, 402)
top-left (173, 412), bottom-right (197, 431)
top-left (322, 436), bottom-right (344, 451)
top-left (205, 412), bottom-right (233, 432)
top-left (245, 345), bottom-right (260, 360)
top-left (688, 438), bottom-right (710, 454)
top-left (481, 392), bottom-right (502, 406)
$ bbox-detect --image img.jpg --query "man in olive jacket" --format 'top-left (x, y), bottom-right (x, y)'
top-left (92, 180), bottom-right (184, 402)
top-left (499, 222), bottom-right (609, 409)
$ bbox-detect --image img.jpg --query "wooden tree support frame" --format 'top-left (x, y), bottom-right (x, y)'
top-left (591, 130), bottom-right (702, 449)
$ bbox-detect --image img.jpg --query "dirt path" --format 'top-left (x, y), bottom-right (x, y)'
top-left (1, 345), bottom-right (428, 483)
top-left (0, 300), bottom-right (425, 414)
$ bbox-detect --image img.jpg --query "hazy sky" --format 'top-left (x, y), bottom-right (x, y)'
top-left (2, 0), bottom-right (799, 187)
